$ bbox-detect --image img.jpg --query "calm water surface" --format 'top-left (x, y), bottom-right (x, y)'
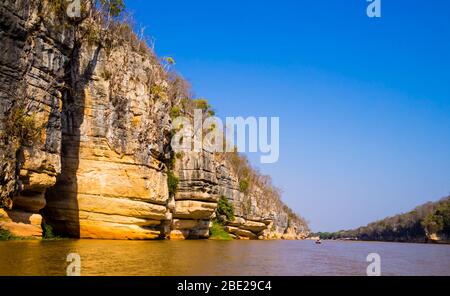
top-left (0, 240), bottom-right (449, 276)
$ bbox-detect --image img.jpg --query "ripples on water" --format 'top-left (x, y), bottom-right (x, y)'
top-left (0, 240), bottom-right (449, 276)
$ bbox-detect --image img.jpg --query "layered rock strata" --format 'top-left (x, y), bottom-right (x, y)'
top-left (0, 0), bottom-right (69, 237)
top-left (43, 37), bottom-right (173, 239)
top-left (0, 0), bottom-right (309, 240)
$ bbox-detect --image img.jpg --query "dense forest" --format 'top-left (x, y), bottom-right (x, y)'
top-left (313, 196), bottom-right (450, 243)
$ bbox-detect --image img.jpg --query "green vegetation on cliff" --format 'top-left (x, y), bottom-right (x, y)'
top-left (169, 106), bottom-right (181, 119)
top-left (0, 229), bottom-right (15, 240)
top-left (0, 229), bottom-right (34, 241)
top-left (216, 196), bottom-right (235, 221)
top-left (98, 0), bottom-right (125, 17)
top-left (422, 199), bottom-right (450, 236)
top-left (209, 220), bottom-right (232, 241)
top-left (41, 221), bottom-right (63, 240)
top-left (167, 172), bottom-right (179, 198)
top-left (209, 197), bottom-right (234, 240)
top-left (239, 179), bottom-right (250, 193)
top-left (0, 224), bottom-right (62, 241)
top-left (164, 151), bottom-right (179, 198)
top-left (3, 105), bottom-right (43, 148)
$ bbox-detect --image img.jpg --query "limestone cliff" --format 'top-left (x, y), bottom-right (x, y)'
top-left (0, 0), bottom-right (309, 240)
top-left (0, 0), bottom-right (70, 236)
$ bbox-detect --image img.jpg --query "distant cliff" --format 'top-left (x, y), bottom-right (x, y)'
top-left (0, 0), bottom-right (309, 240)
top-left (315, 196), bottom-right (450, 244)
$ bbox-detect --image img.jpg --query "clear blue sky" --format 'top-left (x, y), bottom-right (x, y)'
top-left (125, 0), bottom-right (450, 232)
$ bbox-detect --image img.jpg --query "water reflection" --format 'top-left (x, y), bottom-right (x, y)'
top-left (0, 240), bottom-right (449, 276)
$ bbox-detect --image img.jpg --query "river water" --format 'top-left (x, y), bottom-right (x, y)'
top-left (0, 240), bottom-right (449, 276)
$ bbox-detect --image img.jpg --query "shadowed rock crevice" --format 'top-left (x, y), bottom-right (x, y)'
top-left (43, 27), bottom-right (174, 239)
top-left (43, 41), bottom-right (100, 238)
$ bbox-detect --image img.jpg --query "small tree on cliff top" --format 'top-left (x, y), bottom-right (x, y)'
top-left (98, 0), bottom-right (125, 18)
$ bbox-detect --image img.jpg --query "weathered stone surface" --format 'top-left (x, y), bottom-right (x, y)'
top-left (227, 217), bottom-right (246, 227)
top-left (47, 209), bottom-right (161, 227)
top-left (224, 226), bottom-right (257, 240)
top-left (230, 218), bottom-right (267, 233)
top-left (282, 227), bottom-right (300, 240)
top-left (0, 209), bottom-right (42, 237)
top-left (21, 148), bottom-right (61, 176)
top-left (45, 194), bottom-right (167, 220)
top-left (173, 200), bottom-right (217, 220)
top-left (0, 0), bottom-right (68, 236)
top-left (169, 151), bottom-right (218, 238)
top-left (176, 151), bottom-right (219, 202)
top-left (215, 164), bottom-right (241, 203)
top-left (171, 219), bottom-right (199, 230)
top-left (51, 158), bottom-right (168, 204)
top-left (12, 193), bottom-right (46, 213)
top-left (19, 170), bottom-right (57, 192)
top-left (172, 219), bottom-right (211, 230)
top-left (169, 229), bottom-right (190, 240)
top-left (189, 228), bottom-right (210, 239)
top-left (169, 228), bottom-right (210, 240)
top-left (66, 220), bottom-right (161, 240)
top-left (38, 11), bottom-right (173, 238)
top-left (175, 191), bottom-right (218, 202)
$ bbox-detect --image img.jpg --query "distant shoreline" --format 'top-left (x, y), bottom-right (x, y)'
top-left (314, 238), bottom-right (450, 245)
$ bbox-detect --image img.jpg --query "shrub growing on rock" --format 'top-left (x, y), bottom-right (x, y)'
top-left (4, 106), bottom-right (43, 148)
top-left (0, 229), bottom-right (15, 241)
top-left (0, 228), bottom-right (31, 241)
top-left (98, 0), bottom-right (125, 18)
top-left (167, 172), bottom-right (179, 198)
top-left (169, 106), bottom-right (181, 119)
top-left (209, 220), bottom-right (232, 241)
top-left (41, 221), bottom-right (60, 240)
top-left (239, 179), bottom-right (249, 193)
top-left (217, 196), bottom-right (235, 222)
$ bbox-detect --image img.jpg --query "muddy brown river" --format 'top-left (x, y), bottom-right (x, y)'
top-left (0, 239), bottom-right (449, 276)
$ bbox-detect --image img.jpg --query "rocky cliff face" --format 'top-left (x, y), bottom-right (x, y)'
top-left (44, 37), bottom-right (173, 240)
top-left (0, 0), bottom-right (309, 240)
top-left (173, 151), bottom-right (308, 240)
top-left (0, 0), bottom-right (70, 237)
top-left (171, 151), bottom-right (217, 239)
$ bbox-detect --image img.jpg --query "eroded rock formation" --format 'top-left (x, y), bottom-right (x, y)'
top-left (0, 0), bottom-right (309, 240)
top-left (1, 0), bottom-right (70, 237)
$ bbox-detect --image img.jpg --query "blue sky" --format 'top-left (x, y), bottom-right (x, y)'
top-left (125, 0), bottom-right (450, 231)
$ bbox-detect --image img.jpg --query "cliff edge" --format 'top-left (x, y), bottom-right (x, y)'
top-left (0, 0), bottom-right (309, 240)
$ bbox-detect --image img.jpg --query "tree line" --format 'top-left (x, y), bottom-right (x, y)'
top-left (312, 196), bottom-right (450, 243)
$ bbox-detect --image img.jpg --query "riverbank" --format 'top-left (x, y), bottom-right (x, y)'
top-left (312, 237), bottom-right (450, 245)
